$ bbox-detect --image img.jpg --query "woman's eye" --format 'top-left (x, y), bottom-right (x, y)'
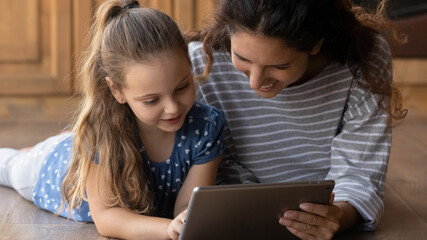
top-left (273, 65), bottom-right (288, 70)
top-left (143, 99), bottom-right (158, 104)
top-left (236, 55), bottom-right (249, 62)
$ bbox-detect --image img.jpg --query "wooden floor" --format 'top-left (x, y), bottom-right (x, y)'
top-left (0, 87), bottom-right (426, 239)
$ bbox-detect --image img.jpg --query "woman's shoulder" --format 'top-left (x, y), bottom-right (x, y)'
top-left (188, 41), bottom-right (232, 68)
top-left (368, 34), bottom-right (392, 71)
top-left (188, 41), bottom-right (205, 63)
top-left (359, 34), bottom-right (393, 88)
top-left (188, 41), bottom-right (203, 54)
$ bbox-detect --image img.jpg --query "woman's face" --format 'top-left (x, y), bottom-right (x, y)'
top-left (230, 31), bottom-right (311, 98)
top-left (117, 48), bottom-right (196, 134)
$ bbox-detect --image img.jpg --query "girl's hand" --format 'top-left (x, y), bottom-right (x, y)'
top-left (167, 209), bottom-right (187, 240)
top-left (279, 193), bottom-right (342, 240)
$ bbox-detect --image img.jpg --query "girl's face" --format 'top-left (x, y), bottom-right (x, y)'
top-left (230, 31), bottom-right (320, 98)
top-left (116, 48), bottom-right (196, 134)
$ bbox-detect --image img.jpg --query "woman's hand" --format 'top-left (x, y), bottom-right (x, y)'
top-left (167, 209), bottom-right (187, 240)
top-left (279, 193), bottom-right (343, 240)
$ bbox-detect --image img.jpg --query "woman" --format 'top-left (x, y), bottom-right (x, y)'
top-left (0, 1), bottom-right (225, 239)
top-left (186, 0), bottom-right (406, 239)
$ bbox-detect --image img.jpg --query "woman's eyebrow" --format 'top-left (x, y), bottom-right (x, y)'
top-left (233, 50), bottom-right (290, 67)
top-left (233, 51), bottom-right (251, 62)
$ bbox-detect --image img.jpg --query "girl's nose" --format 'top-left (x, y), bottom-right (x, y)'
top-left (164, 98), bottom-right (179, 114)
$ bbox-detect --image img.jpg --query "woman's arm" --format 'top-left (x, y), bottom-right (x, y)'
top-left (86, 162), bottom-right (171, 240)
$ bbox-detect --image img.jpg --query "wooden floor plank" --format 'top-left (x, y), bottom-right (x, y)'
top-left (0, 187), bottom-right (19, 231)
top-left (0, 224), bottom-right (102, 240)
top-left (388, 129), bottom-right (427, 223)
top-left (336, 185), bottom-right (427, 240)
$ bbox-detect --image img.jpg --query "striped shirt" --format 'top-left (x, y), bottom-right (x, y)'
top-left (188, 35), bottom-right (392, 230)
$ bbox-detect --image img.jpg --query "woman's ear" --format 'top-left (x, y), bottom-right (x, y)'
top-left (105, 77), bottom-right (126, 104)
top-left (310, 38), bottom-right (325, 55)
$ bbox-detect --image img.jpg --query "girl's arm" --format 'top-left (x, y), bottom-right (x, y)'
top-left (86, 162), bottom-right (171, 240)
top-left (174, 157), bottom-right (221, 216)
top-left (166, 157), bottom-right (221, 240)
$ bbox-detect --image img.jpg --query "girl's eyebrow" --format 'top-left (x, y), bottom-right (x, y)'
top-left (233, 50), bottom-right (290, 68)
top-left (135, 72), bottom-right (192, 99)
top-left (179, 72), bottom-right (192, 83)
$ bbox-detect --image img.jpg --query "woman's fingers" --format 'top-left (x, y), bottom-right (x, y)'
top-left (279, 203), bottom-right (342, 240)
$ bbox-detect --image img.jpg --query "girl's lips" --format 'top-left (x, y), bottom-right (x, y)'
top-left (162, 114), bottom-right (182, 125)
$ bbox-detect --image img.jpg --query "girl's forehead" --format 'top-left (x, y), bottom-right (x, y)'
top-left (122, 50), bottom-right (191, 91)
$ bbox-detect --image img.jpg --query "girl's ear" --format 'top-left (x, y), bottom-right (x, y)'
top-left (310, 38), bottom-right (324, 55)
top-left (105, 77), bottom-right (126, 104)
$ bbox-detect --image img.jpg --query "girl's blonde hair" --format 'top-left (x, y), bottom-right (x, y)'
top-left (61, 0), bottom-right (188, 217)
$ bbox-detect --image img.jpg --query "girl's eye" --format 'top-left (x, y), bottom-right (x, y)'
top-left (176, 83), bottom-right (190, 92)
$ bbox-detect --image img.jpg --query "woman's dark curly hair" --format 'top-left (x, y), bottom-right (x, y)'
top-left (186, 0), bottom-right (407, 122)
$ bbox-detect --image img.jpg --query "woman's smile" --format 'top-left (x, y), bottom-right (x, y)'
top-left (259, 80), bottom-right (278, 91)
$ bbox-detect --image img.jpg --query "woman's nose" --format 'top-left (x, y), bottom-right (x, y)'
top-left (248, 66), bottom-right (264, 90)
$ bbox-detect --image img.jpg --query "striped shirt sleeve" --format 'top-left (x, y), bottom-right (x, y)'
top-left (327, 35), bottom-right (392, 230)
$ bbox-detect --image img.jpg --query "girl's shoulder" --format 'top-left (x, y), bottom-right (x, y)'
top-left (187, 101), bottom-right (224, 123)
top-left (180, 102), bottom-right (225, 144)
top-left (178, 102), bottom-right (225, 164)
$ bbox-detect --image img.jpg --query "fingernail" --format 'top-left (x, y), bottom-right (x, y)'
top-left (280, 218), bottom-right (290, 226)
top-left (299, 203), bottom-right (308, 210)
top-left (284, 211), bottom-right (293, 218)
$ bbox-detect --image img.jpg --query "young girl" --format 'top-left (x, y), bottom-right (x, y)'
top-left (0, 1), bottom-right (224, 239)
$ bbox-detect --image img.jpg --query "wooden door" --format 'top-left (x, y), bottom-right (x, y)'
top-left (0, 0), bottom-right (216, 96)
top-left (0, 0), bottom-right (72, 96)
top-left (92, 0), bottom-right (217, 31)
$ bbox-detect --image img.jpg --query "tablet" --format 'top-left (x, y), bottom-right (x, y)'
top-left (179, 180), bottom-right (335, 240)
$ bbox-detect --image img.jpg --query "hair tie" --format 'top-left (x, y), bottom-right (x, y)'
top-left (122, 1), bottom-right (139, 11)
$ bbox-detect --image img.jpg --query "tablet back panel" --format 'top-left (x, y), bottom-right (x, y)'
top-left (179, 180), bottom-right (334, 240)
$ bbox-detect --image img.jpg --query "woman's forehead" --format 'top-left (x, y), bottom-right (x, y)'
top-left (230, 32), bottom-right (297, 64)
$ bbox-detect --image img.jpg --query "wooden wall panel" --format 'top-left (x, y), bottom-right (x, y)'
top-left (0, 0), bottom-right (39, 62)
top-left (140, 0), bottom-right (174, 16)
top-left (0, 0), bottom-right (72, 96)
top-left (194, 0), bottom-right (217, 30)
top-left (393, 58), bottom-right (427, 86)
top-left (93, 0), bottom-right (216, 31)
top-left (3, 0), bottom-right (423, 97)
top-left (0, 0), bottom-right (217, 96)
top-left (174, 0), bottom-right (195, 31)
